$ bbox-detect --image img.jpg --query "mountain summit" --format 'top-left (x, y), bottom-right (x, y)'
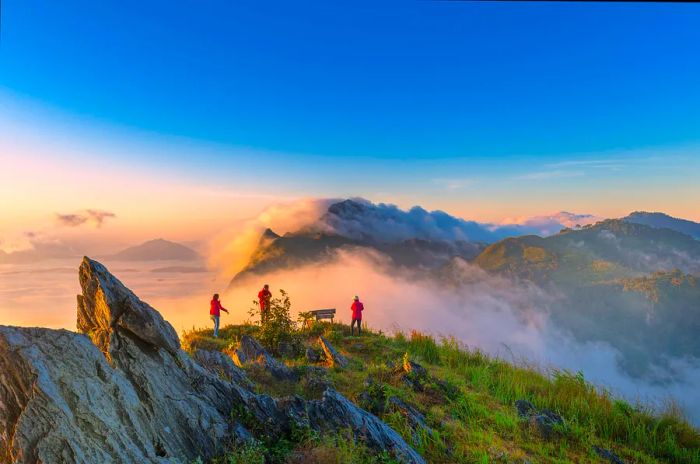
top-left (624, 211), bottom-right (700, 239)
top-left (108, 238), bottom-right (201, 261)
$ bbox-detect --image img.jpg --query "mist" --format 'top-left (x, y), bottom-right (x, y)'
top-left (224, 248), bottom-right (700, 424)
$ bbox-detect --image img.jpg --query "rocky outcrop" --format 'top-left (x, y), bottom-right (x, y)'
top-left (310, 390), bottom-right (426, 464)
top-left (387, 396), bottom-right (433, 445)
top-left (514, 399), bottom-right (565, 439)
top-left (193, 349), bottom-right (253, 389)
top-left (593, 445), bottom-right (626, 464)
top-left (305, 346), bottom-right (322, 363)
top-left (1, 258), bottom-right (239, 463)
top-left (230, 334), bottom-right (296, 380)
top-left (76, 257), bottom-right (180, 357)
top-left (0, 258), bottom-right (425, 464)
top-left (319, 336), bottom-right (349, 368)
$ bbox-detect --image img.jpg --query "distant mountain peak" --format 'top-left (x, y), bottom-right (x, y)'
top-left (109, 239), bottom-right (201, 261)
top-left (623, 211), bottom-right (700, 239)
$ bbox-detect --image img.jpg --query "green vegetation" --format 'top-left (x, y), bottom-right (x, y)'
top-left (184, 315), bottom-right (700, 463)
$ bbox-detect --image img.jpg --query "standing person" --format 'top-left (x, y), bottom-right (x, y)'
top-left (210, 293), bottom-right (229, 338)
top-left (258, 284), bottom-right (272, 323)
top-left (350, 295), bottom-right (364, 336)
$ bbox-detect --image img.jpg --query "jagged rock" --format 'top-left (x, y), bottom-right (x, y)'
top-left (77, 257), bottom-right (180, 357)
top-left (400, 357), bottom-right (430, 392)
top-left (309, 389), bottom-right (427, 464)
top-left (231, 335), bottom-right (296, 380)
top-left (193, 349), bottom-right (253, 389)
top-left (514, 399), bottom-right (565, 439)
top-left (305, 346), bottom-right (321, 363)
top-left (0, 258), bottom-right (425, 464)
top-left (387, 396), bottom-right (433, 445)
top-left (231, 422), bottom-right (257, 448)
top-left (515, 399), bottom-right (537, 418)
top-left (0, 325), bottom-right (235, 463)
top-left (529, 410), bottom-right (565, 439)
top-left (593, 445), bottom-right (626, 464)
top-left (358, 376), bottom-right (387, 415)
top-left (403, 357), bottom-right (428, 379)
top-left (319, 336), bottom-right (349, 368)
top-left (300, 366), bottom-right (332, 398)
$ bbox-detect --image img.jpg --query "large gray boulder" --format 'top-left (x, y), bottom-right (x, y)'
top-left (0, 258), bottom-right (425, 464)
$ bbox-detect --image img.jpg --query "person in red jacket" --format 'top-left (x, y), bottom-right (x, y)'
top-left (209, 293), bottom-right (229, 338)
top-left (350, 295), bottom-right (364, 336)
top-left (258, 284), bottom-right (272, 323)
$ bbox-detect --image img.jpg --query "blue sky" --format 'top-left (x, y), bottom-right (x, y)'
top-left (1, 1), bottom-right (700, 221)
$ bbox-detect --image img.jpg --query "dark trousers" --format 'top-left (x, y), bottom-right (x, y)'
top-left (351, 318), bottom-right (362, 336)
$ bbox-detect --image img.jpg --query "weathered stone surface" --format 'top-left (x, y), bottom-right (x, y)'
top-left (593, 445), bottom-right (627, 464)
top-left (305, 346), bottom-right (321, 363)
top-left (515, 399), bottom-right (537, 418)
top-left (514, 399), bottom-right (565, 439)
top-left (308, 389), bottom-right (427, 464)
top-left (230, 335), bottom-right (296, 380)
top-left (0, 258), bottom-right (425, 464)
top-left (319, 336), bottom-right (349, 368)
top-left (387, 396), bottom-right (433, 444)
top-left (193, 349), bottom-right (253, 389)
top-left (77, 257), bottom-right (180, 356)
top-left (0, 325), bottom-right (234, 463)
top-left (358, 376), bottom-right (387, 416)
top-left (403, 357), bottom-right (428, 379)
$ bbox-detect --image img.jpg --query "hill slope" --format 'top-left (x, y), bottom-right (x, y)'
top-left (184, 322), bottom-right (700, 463)
top-left (624, 211), bottom-right (700, 239)
top-left (473, 220), bottom-right (700, 378)
top-left (108, 238), bottom-right (201, 261)
top-left (475, 219), bottom-right (700, 283)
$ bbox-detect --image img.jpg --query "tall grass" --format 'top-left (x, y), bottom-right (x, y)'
top-left (396, 330), bottom-right (700, 463)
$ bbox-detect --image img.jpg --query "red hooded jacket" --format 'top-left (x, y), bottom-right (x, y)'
top-left (210, 299), bottom-right (225, 316)
top-left (351, 300), bottom-right (364, 320)
top-left (258, 288), bottom-right (272, 311)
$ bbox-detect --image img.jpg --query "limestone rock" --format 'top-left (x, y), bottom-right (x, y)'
top-left (305, 346), bottom-right (321, 363)
top-left (403, 357), bottom-right (428, 379)
top-left (309, 389), bottom-right (427, 464)
top-left (0, 325), bottom-right (234, 463)
top-left (593, 445), bottom-right (626, 464)
top-left (0, 258), bottom-right (425, 464)
top-left (231, 335), bottom-right (296, 380)
top-left (387, 396), bottom-right (433, 445)
top-left (77, 257), bottom-right (180, 356)
top-left (514, 399), bottom-right (565, 439)
top-left (319, 336), bottom-right (349, 368)
top-left (193, 349), bottom-right (253, 389)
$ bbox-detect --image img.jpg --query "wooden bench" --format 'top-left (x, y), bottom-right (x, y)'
top-left (301, 308), bottom-right (336, 329)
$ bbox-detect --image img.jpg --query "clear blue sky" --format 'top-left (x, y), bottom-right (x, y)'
top-left (2, 1), bottom-right (700, 219)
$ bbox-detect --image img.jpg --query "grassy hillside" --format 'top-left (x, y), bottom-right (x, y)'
top-left (475, 220), bottom-right (700, 285)
top-left (183, 321), bottom-right (700, 463)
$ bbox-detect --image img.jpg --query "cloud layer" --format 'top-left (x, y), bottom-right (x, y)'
top-left (225, 248), bottom-right (700, 424)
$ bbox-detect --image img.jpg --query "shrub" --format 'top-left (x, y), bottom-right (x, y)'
top-left (248, 289), bottom-right (302, 356)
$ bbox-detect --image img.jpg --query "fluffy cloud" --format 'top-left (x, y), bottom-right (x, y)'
top-left (503, 211), bottom-right (602, 236)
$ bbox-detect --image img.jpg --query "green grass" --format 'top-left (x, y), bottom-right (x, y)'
top-left (184, 323), bottom-right (700, 464)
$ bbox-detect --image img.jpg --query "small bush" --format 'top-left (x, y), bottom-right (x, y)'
top-left (248, 289), bottom-right (303, 356)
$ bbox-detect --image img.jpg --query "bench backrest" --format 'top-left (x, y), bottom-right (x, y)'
top-left (309, 308), bottom-right (336, 319)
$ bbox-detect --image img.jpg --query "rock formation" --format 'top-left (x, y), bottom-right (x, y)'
top-left (0, 257), bottom-right (425, 464)
top-left (230, 334), bottom-right (297, 380)
top-left (319, 336), bottom-right (349, 368)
